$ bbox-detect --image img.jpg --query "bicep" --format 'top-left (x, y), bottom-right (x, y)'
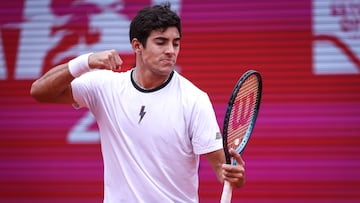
top-left (30, 63), bottom-right (76, 104)
top-left (55, 84), bottom-right (76, 104)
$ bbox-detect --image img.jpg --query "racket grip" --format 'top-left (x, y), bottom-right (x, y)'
top-left (220, 180), bottom-right (232, 203)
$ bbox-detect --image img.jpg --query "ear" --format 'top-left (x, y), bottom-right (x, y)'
top-left (131, 38), bottom-right (142, 54)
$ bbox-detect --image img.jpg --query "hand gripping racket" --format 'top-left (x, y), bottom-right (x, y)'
top-left (220, 70), bottom-right (262, 203)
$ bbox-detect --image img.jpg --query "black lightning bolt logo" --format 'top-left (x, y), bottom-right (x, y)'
top-left (138, 105), bottom-right (146, 124)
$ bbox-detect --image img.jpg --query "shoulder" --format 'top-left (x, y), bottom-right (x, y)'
top-left (173, 71), bottom-right (205, 95)
top-left (171, 71), bottom-right (211, 108)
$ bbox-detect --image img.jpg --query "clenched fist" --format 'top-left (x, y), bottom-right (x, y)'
top-left (88, 49), bottom-right (123, 70)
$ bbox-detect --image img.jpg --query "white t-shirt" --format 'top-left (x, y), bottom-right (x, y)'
top-left (71, 69), bottom-right (222, 203)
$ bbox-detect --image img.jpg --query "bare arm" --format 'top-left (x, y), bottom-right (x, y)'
top-left (30, 50), bottom-right (122, 104)
top-left (204, 148), bottom-right (245, 189)
top-left (30, 63), bottom-right (75, 104)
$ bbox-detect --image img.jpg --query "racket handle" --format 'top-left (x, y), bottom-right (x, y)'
top-left (220, 180), bottom-right (233, 203)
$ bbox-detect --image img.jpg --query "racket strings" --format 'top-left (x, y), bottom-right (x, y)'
top-left (226, 74), bottom-right (259, 150)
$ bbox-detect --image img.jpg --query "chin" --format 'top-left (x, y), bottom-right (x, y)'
top-left (157, 66), bottom-right (174, 75)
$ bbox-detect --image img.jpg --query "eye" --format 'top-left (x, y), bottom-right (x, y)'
top-left (173, 40), bottom-right (180, 47)
top-left (173, 42), bottom-right (180, 47)
top-left (156, 41), bottom-right (165, 45)
top-left (154, 39), bottom-right (166, 45)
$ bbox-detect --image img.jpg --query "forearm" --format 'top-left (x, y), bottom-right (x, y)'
top-left (205, 149), bottom-right (226, 183)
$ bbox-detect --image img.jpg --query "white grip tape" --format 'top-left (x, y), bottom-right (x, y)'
top-left (220, 180), bottom-right (232, 203)
top-left (68, 53), bottom-right (93, 78)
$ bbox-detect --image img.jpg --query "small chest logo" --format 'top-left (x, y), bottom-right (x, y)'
top-left (138, 105), bottom-right (146, 124)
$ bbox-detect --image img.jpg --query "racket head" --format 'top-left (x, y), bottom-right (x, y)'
top-left (222, 70), bottom-right (262, 164)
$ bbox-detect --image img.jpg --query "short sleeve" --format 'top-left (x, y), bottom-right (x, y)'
top-left (71, 70), bottom-right (105, 109)
top-left (190, 93), bottom-right (223, 155)
top-left (71, 74), bottom-right (91, 109)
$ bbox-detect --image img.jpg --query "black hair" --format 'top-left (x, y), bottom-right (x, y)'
top-left (129, 3), bottom-right (182, 48)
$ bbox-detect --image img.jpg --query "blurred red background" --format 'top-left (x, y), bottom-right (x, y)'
top-left (1, 0), bottom-right (359, 202)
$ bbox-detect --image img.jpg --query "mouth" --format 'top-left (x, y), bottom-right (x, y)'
top-left (160, 58), bottom-right (175, 66)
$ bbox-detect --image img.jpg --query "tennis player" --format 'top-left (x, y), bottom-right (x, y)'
top-left (30, 3), bottom-right (245, 202)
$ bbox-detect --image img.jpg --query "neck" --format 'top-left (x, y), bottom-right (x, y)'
top-left (132, 68), bottom-right (171, 90)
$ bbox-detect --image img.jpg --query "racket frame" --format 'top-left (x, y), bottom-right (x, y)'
top-left (222, 70), bottom-right (262, 164)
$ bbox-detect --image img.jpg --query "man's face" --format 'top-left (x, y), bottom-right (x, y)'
top-left (139, 27), bottom-right (181, 76)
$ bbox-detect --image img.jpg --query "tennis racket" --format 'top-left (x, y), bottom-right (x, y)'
top-left (220, 70), bottom-right (262, 203)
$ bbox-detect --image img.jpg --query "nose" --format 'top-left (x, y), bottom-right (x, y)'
top-left (165, 44), bottom-right (176, 55)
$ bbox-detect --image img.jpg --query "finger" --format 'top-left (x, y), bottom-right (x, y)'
top-left (224, 175), bottom-right (245, 189)
top-left (222, 165), bottom-right (246, 188)
top-left (229, 148), bottom-right (245, 166)
top-left (103, 57), bottom-right (112, 70)
top-left (108, 49), bottom-right (121, 70)
top-left (223, 166), bottom-right (245, 178)
top-left (109, 54), bottom-right (117, 70)
top-left (102, 50), bottom-right (115, 70)
top-left (222, 163), bottom-right (245, 176)
top-left (111, 54), bottom-right (122, 70)
top-left (113, 54), bottom-right (123, 70)
top-left (223, 172), bottom-right (245, 181)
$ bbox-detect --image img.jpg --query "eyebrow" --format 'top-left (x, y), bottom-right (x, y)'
top-left (154, 37), bottom-right (181, 41)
